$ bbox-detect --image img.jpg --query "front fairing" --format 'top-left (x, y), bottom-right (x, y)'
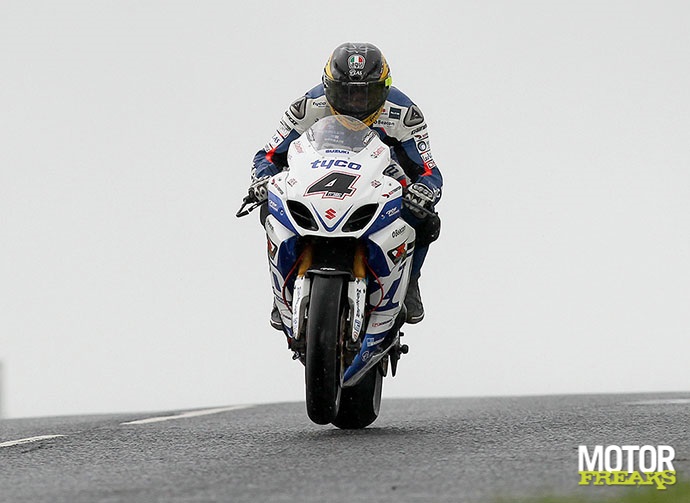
top-left (268, 116), bottom-right (403, 239)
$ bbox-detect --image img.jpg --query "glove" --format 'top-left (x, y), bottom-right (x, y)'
top-left (248, 175), bottom-right (269, 203)
top-left (404, 182), bottom-right (435, 219)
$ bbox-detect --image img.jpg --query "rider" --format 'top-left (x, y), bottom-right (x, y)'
top-left (251, 42), bottom-right (442, 327)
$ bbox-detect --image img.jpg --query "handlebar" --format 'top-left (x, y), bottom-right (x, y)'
top-left (236, 195), bottom-right (266, 218)
top-left (237, 194), bottom-right (435, 219)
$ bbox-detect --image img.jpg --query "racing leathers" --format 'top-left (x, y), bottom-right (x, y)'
top-left (252, 84), bottom-right (443, 282)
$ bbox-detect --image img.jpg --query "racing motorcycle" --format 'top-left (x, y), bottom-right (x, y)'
top-left (237, 115), bottom-right (432, 429)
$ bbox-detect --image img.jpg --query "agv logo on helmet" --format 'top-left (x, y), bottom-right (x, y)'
top-left (348, 54), bottom-right (366, 76)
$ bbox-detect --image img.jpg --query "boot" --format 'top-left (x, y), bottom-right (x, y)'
top-left (404, 274), bottom-right (425, 324)
top-left (270, 301), bottom-right (283, 330)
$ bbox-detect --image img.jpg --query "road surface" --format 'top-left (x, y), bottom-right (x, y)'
top-left (1, 393), bottom-right (689, 502)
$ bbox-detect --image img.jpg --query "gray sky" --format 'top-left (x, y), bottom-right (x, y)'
top-left (1, 0), bottom-right (689, 419)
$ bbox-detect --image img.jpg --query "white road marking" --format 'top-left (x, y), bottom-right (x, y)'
top-left (627, 398), bottom-right (690, 405)
top-left (0, 434), bottom-right (66, 448)
top-left (120, 405), bottom-right (253, 425)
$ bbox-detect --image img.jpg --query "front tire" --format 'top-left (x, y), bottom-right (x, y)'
top-left (305, 275), bottom-right (346, 425)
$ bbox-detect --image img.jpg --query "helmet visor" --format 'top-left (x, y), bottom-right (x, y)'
top-left (324, 77), bottom-right (390, 120)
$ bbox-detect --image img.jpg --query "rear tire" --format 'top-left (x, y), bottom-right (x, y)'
top-left (332, 365), bottom-right (383, 429)
top-left (305, 275), bottom-right (346, 425)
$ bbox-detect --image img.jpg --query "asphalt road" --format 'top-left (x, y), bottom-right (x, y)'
top-left (1, 393), bottom-right (689, 502)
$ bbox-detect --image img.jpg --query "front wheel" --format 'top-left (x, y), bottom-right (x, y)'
top-left (305, 275), bottom-right (346, 425)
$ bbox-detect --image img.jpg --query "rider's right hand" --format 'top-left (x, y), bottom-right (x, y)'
top-left (248, 175), bottom-right (269, 203)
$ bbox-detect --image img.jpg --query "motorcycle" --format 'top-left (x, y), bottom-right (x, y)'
top-left (237, 115), bottom-right (433, 429)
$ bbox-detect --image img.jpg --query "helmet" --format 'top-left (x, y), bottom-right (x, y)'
top-left (323, 42), bottom-right (392, 126)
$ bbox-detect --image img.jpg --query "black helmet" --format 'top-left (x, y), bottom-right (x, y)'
top-left (323, 42), bottom-right (392, 125)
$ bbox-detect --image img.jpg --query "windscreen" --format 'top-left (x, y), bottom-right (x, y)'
top-left (305, 115), bottom-right (376, 155)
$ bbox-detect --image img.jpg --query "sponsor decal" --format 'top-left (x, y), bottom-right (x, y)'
top-left (370, 146), bottom-right (387, 158)
top-left (325, 208), bottom-right (337, 220)
top-left (348, 54), bottom-right (366, 70)
top-left (371, 180), bottom-right (382, 188)
top-left (416, 140), bottom-right (429, 153)
top-left (287, 178), bottom-right (298, 187)
top-left (265, 133), bottom-right (282, 151)
top-left (325, 149), bottom-right (351, 154)
top-left (385, 206), bottom-right (400, 218)
top-left (387, 243), bottom-right (408, 265)
top-left (382, 185), bottom-right (403, 198)
top-left (392, 225), bottom-right (407, 238)
top-left (411, 124), bottom-right (428, 135)
top-left (388, 107), bottom-right (401, 120)
top-left (267, 237), bottom-right (278, 260)
top-left (578, 445), bottom-right (676, 490)
top-left (370, 320), bottom-right (393, 329)
top-left (290, 96), bottom-right (307, 120)
top-left (310, 159), bottom-right (362, 170)
top-left (293, 141), bottom-right (304, 154)
top-left (403, 104), bottom-right (425, 127)
top-left (383, 164), bottom-right (404, 179)
top-left (270, 178), bottom-right (284, 196)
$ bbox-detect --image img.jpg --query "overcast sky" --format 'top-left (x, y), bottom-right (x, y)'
top-left (1, 1), bottom-right (689, 419)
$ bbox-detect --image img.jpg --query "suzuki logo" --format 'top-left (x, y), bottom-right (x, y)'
top-left (325, 208), bottom-right (337, 220)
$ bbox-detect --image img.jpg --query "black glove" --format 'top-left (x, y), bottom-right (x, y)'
top-left (404, 182), bottom-right (435, 218)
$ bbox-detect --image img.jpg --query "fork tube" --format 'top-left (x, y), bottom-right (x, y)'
top-left (298, 244), bottom-right (313, 277)
top-left (353, 242), bottom-right (366, 280)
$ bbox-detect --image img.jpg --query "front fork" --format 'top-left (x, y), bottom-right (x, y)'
top-left (291, 242), bottom-right (367, 346)
top-left (279, 238), bottom-right (407, 383)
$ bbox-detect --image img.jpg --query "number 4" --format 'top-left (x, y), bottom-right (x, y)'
top-left (305, 172), bottom-right (359, 199)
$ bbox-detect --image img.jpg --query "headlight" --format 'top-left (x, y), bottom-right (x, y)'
top-left (287, 200), bottom-right (318, 231)
top-left (343, 204), bottom-right (378, 232)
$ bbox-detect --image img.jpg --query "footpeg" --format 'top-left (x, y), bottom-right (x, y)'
top-left (389, 333), bottom-right (408, 377)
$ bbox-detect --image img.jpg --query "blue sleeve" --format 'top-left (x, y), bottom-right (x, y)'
top-left (252, 130), bottom-right (301, 179)
top-left (252, 150), bottom-right (280, 179)
top-left (401, 138), bottom-right (443, 203)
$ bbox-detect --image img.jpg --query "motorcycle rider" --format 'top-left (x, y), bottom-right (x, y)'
top-left (251, 42), bottom-right (442, 328)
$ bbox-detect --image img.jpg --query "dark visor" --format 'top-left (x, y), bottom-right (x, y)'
top-left (324, 77), bottom-right (390, 119)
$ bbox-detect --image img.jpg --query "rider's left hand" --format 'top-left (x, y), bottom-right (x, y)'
top-left (404, 182), bottom-right (435, 218)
